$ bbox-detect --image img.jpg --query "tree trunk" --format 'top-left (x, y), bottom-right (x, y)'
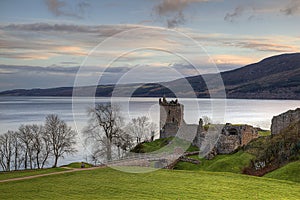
top-left (41, 152), bottom-right (49, 169)
top-left (24, 151), bottom-right (28, 169)
top-left (106, 140), bottom-right (112, 161)
top-left (14, 145), bottom-right (18, 171)
top-left (6, 160), bottom-right (10, 171)
top-left (117, 146), bottom-right (121, 159)
top-left (29, 153), bottom-right (33, 169)
top-left (53, 155), bottom-right (59, 168)
top-left (36, 152), bottom-right (40, 169)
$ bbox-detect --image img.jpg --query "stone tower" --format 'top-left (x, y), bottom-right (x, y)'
top-left (159, 97), bottom-right (184, 138)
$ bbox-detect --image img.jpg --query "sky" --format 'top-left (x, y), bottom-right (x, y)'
top-left (0, 0), bottom-right (300, 91)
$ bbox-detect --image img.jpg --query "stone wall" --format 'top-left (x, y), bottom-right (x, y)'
top-left (217, 134), bottom-right (241, 154)
top-left (160, 123), bottom-right (179, 138)
top-left (241, 125), bottom-right (259, 145)
top-left (218, 124), bottom-right (258, 154)
top-left (271, 108), bottom-right (300, 135)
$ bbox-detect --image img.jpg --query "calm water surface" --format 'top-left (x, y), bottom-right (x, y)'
top-left (0, 97), bottom-right (299, 166)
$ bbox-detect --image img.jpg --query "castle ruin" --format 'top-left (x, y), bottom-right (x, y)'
top-left (271, 108), bottom-right (300, 135)
top-left (159, 97), bottom-right (259, 157)
top-left (159, 97), bottom-right (184, 138)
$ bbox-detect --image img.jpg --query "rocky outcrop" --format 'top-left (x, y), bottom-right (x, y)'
top-left (271, 108), bottom-right (300, 135)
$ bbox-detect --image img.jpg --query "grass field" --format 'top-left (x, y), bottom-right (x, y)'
top-left (264, 161), bottom-right (300, 183)
top-left (0, 167), bottom-right (299, 199)
top-left (0, 167), bottom-right (69, 181)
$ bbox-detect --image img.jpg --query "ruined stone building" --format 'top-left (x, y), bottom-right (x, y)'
top-left (159, 97), bottom-right (184, 138)
top-left (216, 124), bottom-right (259, 154)
top-left (159, 97), bottom-right (259, 157)
top-left (271, 108), bottom-right (300, 135)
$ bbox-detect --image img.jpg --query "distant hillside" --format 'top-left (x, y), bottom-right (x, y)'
top-left (1, 53), bottom-right (299, 99)
top-left (222, 53), bottom-right (300, 99)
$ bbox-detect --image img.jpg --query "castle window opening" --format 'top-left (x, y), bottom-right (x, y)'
top-left (228, 128), bottom-right (238, 135)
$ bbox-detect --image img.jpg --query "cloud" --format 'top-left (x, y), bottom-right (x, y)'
top-left (224, 4), bottom-right (261, 23)
top-left (45, 0), bottom-right (66, 16)
top-left (45, 0), bottom-right (90, 19)
top-left (166, 12), bottom-right (185, 28)
top-left (225, 1), bottom-right (300, 22)
top-left (153, 0), bottom-right (209, 28)
top-left (0, 65), bottom-right (79, 74)
top-left (0, 64), bottom-right (135, 91)
top-left (1, 23), bottom-right (141, 37)
top-left (0, 22), bottom-right (298, 77)
top-left (0, 23), bottom-right (183, 64)
top-left (281, 0), bottom-right (300, 15)
top-left (224, 6), bottom-right (246, 22)
top-left (212, 54), bottom-right (256, 66)
top-left (0, 64), bottom-right (78, 91)
top-left (223, 40), bottom-right (298, 53)
top-left (0, 23), bottom-right (145, 61)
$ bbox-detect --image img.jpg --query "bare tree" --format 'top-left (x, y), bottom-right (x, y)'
top-left (89, 147), bottom-right (102, 166)
top-left (11, 131), bottom-right (23, 171)
top-left (31, 124), bottom-right (51, 169)
top-left (113, 130), bottom-right (133, 159)
top-left (125, 116), bottom-right (157, 144)
top-left (18, 125), bottom-right (35, 169)
top-left (0, 131), bottom-right (14, 171)
top-left (45, 114), bottom-right (77, 168)
top-left (40, 129), bottom-right (52, 169)
top-left (83, 103), bottom-right (124, 161)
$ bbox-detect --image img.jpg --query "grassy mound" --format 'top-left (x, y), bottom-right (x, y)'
top-left (264, 161), bottom-right (300, 183)
top-left (174, 151), bottom-right (254, 173)
top-left (0, 167), bottom-right (299, 199)
top-left (61, 162), bottom-right (93, 168)
top-left (131, 137), bottom-right (198, 153)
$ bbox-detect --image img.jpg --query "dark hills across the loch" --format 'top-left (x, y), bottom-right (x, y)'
top-left (1, 53), bottom-right (299, 100)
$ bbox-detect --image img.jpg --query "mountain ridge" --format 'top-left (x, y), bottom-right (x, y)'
top-left (1, 53), bottom-right (299, 99)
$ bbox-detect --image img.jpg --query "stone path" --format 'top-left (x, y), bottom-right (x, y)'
top-left (0, 166), bottom-right (105, 183)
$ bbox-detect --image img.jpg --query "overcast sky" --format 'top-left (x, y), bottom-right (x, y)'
top-left (0, 0), bottom-right (299, 91)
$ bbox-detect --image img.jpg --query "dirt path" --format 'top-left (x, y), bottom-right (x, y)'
top-left (0, 166), bottom-right (106, 183)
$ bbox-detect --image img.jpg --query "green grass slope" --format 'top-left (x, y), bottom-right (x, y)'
top-left (174, 151), bottom-right (254, 173)
top-left (131, 137), bottom-right (198, 153)
top-left (132, 138), bottom-right (253, 174)
top-left (0, 167), bottom-right (299, 199)
top-left (264, 161), bottom-right (300, 183)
